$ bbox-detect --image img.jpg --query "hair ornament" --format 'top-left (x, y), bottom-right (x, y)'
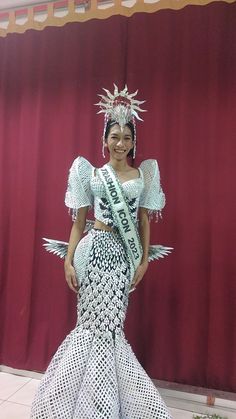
top-left (96, 84), bottom-right (146, 126)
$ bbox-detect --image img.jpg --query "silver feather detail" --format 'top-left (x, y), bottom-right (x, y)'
top-left (43, 219), bottom-right (95, 259)
top-left (43, 238), bottom-right (68, 259)
top-left (148, 245), bottom-right (173, 262)
top-left (43, 236), bottom-right (173, 262)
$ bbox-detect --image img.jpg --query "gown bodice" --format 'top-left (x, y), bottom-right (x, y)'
top-left (90, 170), bottom-right (144, 228)
top-left (64, 156), bottom-right (166, 225)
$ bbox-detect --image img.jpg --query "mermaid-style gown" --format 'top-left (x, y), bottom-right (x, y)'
top-left (31, 157), bottom-right (172, 418)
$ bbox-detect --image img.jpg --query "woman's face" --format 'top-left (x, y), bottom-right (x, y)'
top-left (106, 124), bottom-right (133, 160)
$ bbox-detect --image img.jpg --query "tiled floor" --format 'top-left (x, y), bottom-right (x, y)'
top-left (0, 371), bottom-right (234, 419)
top-left (0, 371), bottom-right (195, 418)
top-left (0, 372), bottom-right (37, 418)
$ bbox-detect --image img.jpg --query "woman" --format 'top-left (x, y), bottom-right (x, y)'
top-left (31, 85), bottom-right (172, 418)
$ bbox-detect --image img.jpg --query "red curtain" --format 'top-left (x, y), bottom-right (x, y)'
top-left (0, 1), bottom-right (236, 392)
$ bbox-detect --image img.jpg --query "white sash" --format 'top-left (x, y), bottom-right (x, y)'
top-left (98, 164), bottom-right (142, 273)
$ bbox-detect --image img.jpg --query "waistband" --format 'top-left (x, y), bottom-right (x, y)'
top-left (91, 227), bottom-right (119, 236)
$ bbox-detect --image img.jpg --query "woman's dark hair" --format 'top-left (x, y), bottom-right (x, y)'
top-left (104, 120), bottom-right (135, 158)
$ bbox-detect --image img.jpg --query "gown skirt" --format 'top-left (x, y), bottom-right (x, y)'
top-left (31, 229), bottom-right (172, 419)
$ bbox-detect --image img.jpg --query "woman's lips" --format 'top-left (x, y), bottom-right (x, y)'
top-left (114, 149), bottom-right (125, 153)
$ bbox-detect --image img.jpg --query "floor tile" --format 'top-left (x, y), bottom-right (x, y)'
top-left (0, 373), bottom-right (31, 400)
top-left (170, 407), bottom-right (195, 418)
top-left (0, 401), bottom-right (31, 419)
top-left (173, 408), bottom-right (194, 419)
top-left (1, 371), bottom-right (235, 419)
top-left (216, 397), bottom-right (236, 409)
top-left (8, 379), bottom-right (40, 406)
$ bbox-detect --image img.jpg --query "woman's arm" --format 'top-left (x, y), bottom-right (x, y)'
top-left (64, 206), bottom-right (89, 293)
top-left (139, 207), bottom-right (150, 264)
top-left (132, 208), bottom-right (150, 287)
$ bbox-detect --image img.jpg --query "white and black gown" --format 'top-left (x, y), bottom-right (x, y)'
top-left (31, 157), bottom-right (172, 419)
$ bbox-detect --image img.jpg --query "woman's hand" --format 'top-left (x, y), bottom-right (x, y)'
top-left (64, 262), bottom-right (79, 293)
top-left (131, 260), bottom-right (149, 289)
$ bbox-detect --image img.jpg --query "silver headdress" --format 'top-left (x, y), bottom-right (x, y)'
top-left (95, 84), bottom-right (146, 158)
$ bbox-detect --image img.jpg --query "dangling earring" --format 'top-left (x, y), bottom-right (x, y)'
top-left (133, 140), bottom-right (136, 159)
top-left (132, 117), bottom-right (137, 159)
top-left (102, 138), bottom-right (106, 159)
top-left (102, 114), bottom-right (108, 158)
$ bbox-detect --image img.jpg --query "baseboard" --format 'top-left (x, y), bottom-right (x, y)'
top-left (0, 365), bottom-right (43, 380)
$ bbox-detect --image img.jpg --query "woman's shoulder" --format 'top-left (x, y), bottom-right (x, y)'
top-left (138, 159), bottom-right (159, 179)
top-left (139, 159), bottom-right (158, 170)
top-left (69, 156), bottom-right (95, 174)
top-left (71, 155), bottom-right (94, 168)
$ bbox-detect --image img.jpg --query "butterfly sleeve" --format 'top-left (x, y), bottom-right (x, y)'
top-left (139, 159), bottom-right (166, 219)
top-left (65, 156), bottom-right (94, 221)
